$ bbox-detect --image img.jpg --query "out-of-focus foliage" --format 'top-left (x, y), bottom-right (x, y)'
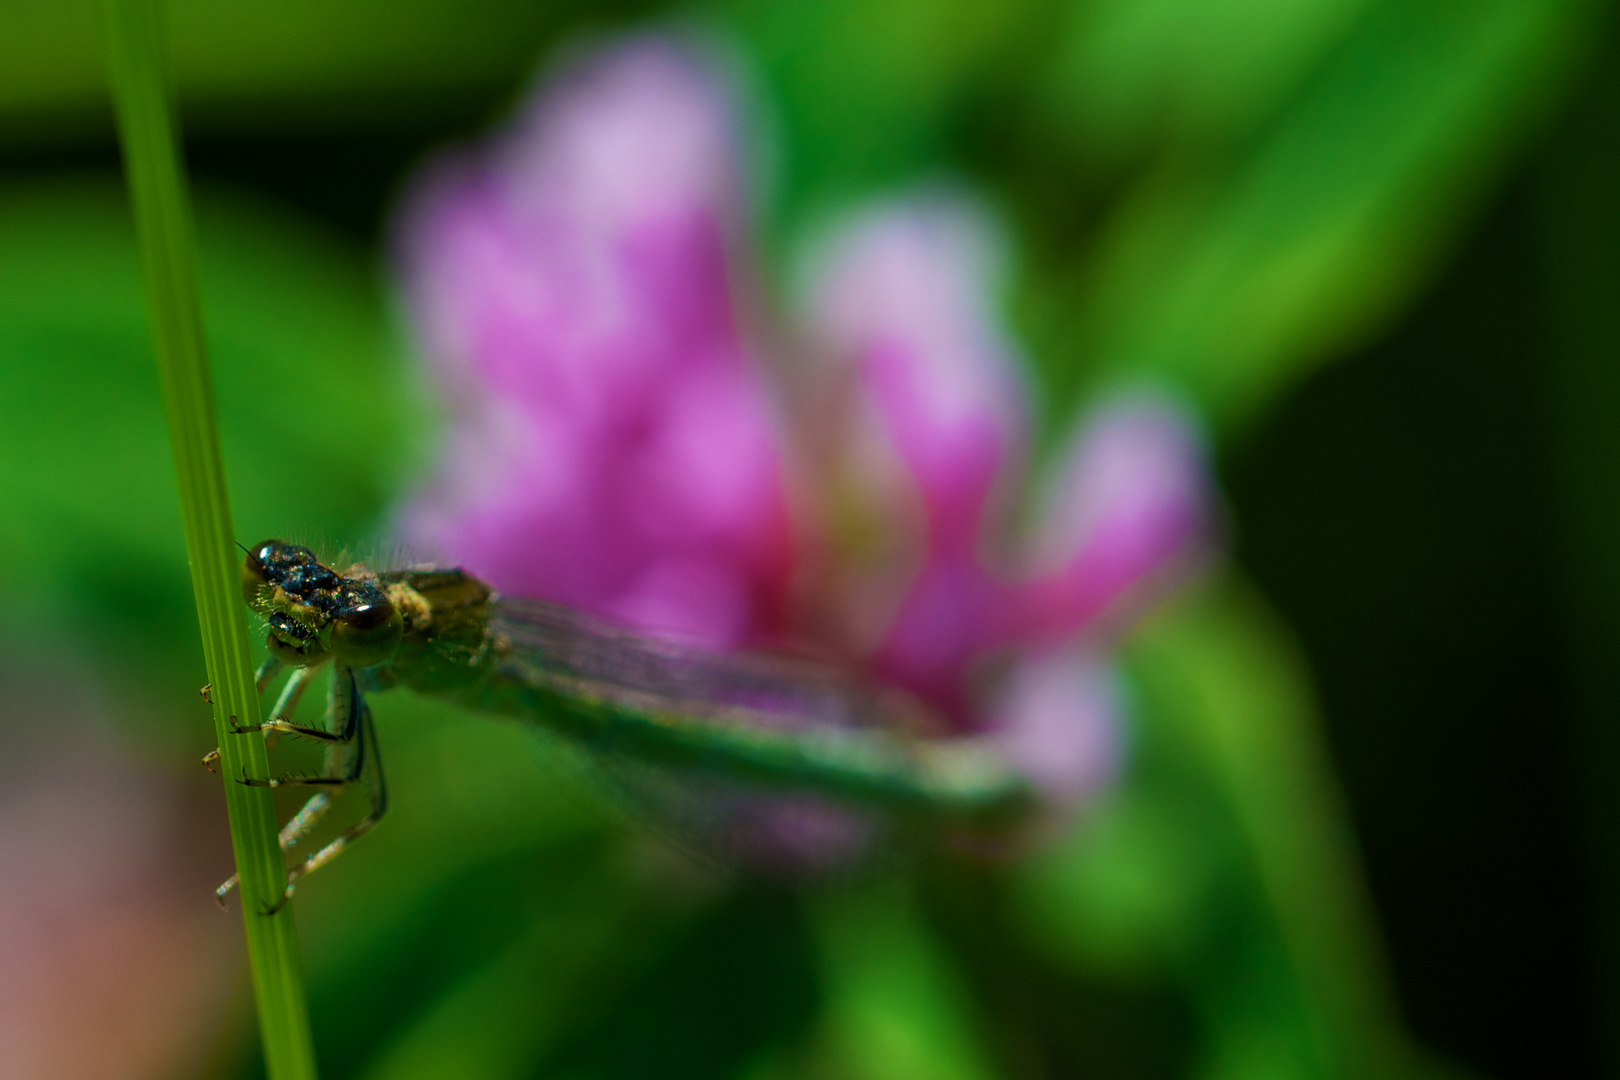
top-left (0, 0), bottom-right (1597, 424)
top-left (1020, 581), bottom-right (1409, 1079)
top-left (0, 0), bottom-right (626, 136)
top-left (1539, 32), bottom-right (1620, 1069)
top-left (796, 886), bottom-right (1003, 1080)
top-left (0, 182), bottom-right (408, 737)
top-left (1037, 0), bottom-right (1593, 430)
top-left (725, 0), bottom-right (1602, 433)
top-left (0, 0), bottom-right (1608, 1077)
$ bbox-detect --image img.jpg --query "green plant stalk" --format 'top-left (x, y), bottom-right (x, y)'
top-left (100, 1), bottom-right (319, 1076)
top-left (1151, 581), bottom-right (1417, 1077)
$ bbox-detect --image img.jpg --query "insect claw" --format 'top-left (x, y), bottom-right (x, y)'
top-left (199, 684), bottom-right (212, 705)
top-left (260, 885), bottom-right (292, 917)
top-left (202, 748), bottom-right (221, 773)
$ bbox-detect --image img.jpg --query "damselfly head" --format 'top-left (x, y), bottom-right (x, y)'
top-left (242, 539), bottom-right (404, 669)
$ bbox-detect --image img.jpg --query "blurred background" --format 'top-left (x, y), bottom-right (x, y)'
top-left (1, 0), bottom-right (1616, 1077)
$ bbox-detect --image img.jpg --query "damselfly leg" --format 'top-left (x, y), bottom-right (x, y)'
top-left (261, 666), bottom-right (321, 748)
top-left (239, 664), bottom-right (365, 789)
top-left (200, 661), bottom-right (321, 771)
top-left (228, 663), bottom-right (335, 745)
top-left (277, 704), bottom-right (387, 910)
top-left (213, 663), bottom-right (390, 911)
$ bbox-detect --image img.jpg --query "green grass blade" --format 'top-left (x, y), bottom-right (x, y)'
top-left (100, 1), bottom-right (319, 1076)
top-left (1134, 581), bottom-right (1417, 1076)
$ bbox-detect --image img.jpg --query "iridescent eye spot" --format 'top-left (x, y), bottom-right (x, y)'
top-left (321, 595), bottom-right (404, 669)
top-left (242, 539), bottom-right (280, 609)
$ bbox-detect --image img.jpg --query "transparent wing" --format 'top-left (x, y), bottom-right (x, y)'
top-left (490, 597), bottom-right (933, 736)
top-left (490, 597), bottom-right (922, 875)
top-left (479, 595), bottom-right (1030, 830)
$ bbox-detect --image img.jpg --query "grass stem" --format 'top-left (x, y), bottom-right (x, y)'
top-left (101, 1), bottom-right (319, 1076)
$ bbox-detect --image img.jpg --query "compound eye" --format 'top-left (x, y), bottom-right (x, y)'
top-left (322, 598), bottom-right (403, 668)
top-left (242, 540), bottom-right (282, 609)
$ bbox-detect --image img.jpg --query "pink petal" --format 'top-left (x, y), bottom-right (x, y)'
top-left (1003, 392), bottom-right (1211, 645)
top-left (395, 38), bottom-right (793, 648)
top-left (804, 195), bottom-right (1028, 538)
top-left (799, 196), bottom-right (1029, 712)
top-left (862, 391), bottom-right (1208, 724)
top-left (986, 648), bottom-right (1123, 805)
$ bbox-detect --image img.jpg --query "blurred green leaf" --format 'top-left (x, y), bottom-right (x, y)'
top-left (333, 719), bottom-right (663, 1080)
top-left (1130, 581), bottom-right (1406, 1077)
top-left (721, 0), bottom-right (1048, 233)
top-left (303, 707), bottom-right (821, 1080)
top-left (239, 694), bottom-right (680, 1080)
top-left (351, 883), bottom-right (649, 1080)
top-left (1012, 783), bottom-right (1220, 979)
top-left (541, 885), bottom-right (820, 1080)
top-left (718, 0), bottom-right (1600, 449)
top-left (1038, 0), bottom-right (1370, 164)
top-left (0, 0), bottom-right (647, 138)
top-left (0, 180), bottom-right (408, 708)
top-left (1030, 0), bottom-right (1599, 432)
top-left (1015, 578), bottom-right (1418, 1078)
top-left (791, 882), bottom-right (1003, 1080)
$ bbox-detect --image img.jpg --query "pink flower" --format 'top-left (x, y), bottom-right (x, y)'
top-left (798, 199), bottom-right (1208, 801)
top-left (396, 36), bottom-right (1211, 813)
top-left (398, 41), bottom-right (791, 648)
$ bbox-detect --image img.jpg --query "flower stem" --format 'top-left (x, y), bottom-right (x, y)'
top-left (100, 1), bottom-right (318, 1076)
top-left (1147, 580), bottom-right (1418, 1076)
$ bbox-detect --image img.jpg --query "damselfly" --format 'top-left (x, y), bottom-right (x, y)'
top-left (213, 540), bottom-right (1035, 907)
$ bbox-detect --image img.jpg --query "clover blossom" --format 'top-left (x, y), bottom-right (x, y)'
top-left (398, 42), bottom-right (791, 649)
top-left (396, 36), bottom-right (1211, 817)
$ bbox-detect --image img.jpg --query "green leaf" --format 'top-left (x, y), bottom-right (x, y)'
top-left (723, 0), bottom-right (1048, 232)
top-left (0, 0), bottom-right (608, 135)
top-left (798, 882), bottom-right (1004, 1080)
top-left (1037, 0), bottom-right (1372, 164)
top-left (1029, 0), bottom-right (1599, 433)
top-left (1014, 578), bottom-right (1421, 1077)
top-left (0, 179), bottom-right (409, 698)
